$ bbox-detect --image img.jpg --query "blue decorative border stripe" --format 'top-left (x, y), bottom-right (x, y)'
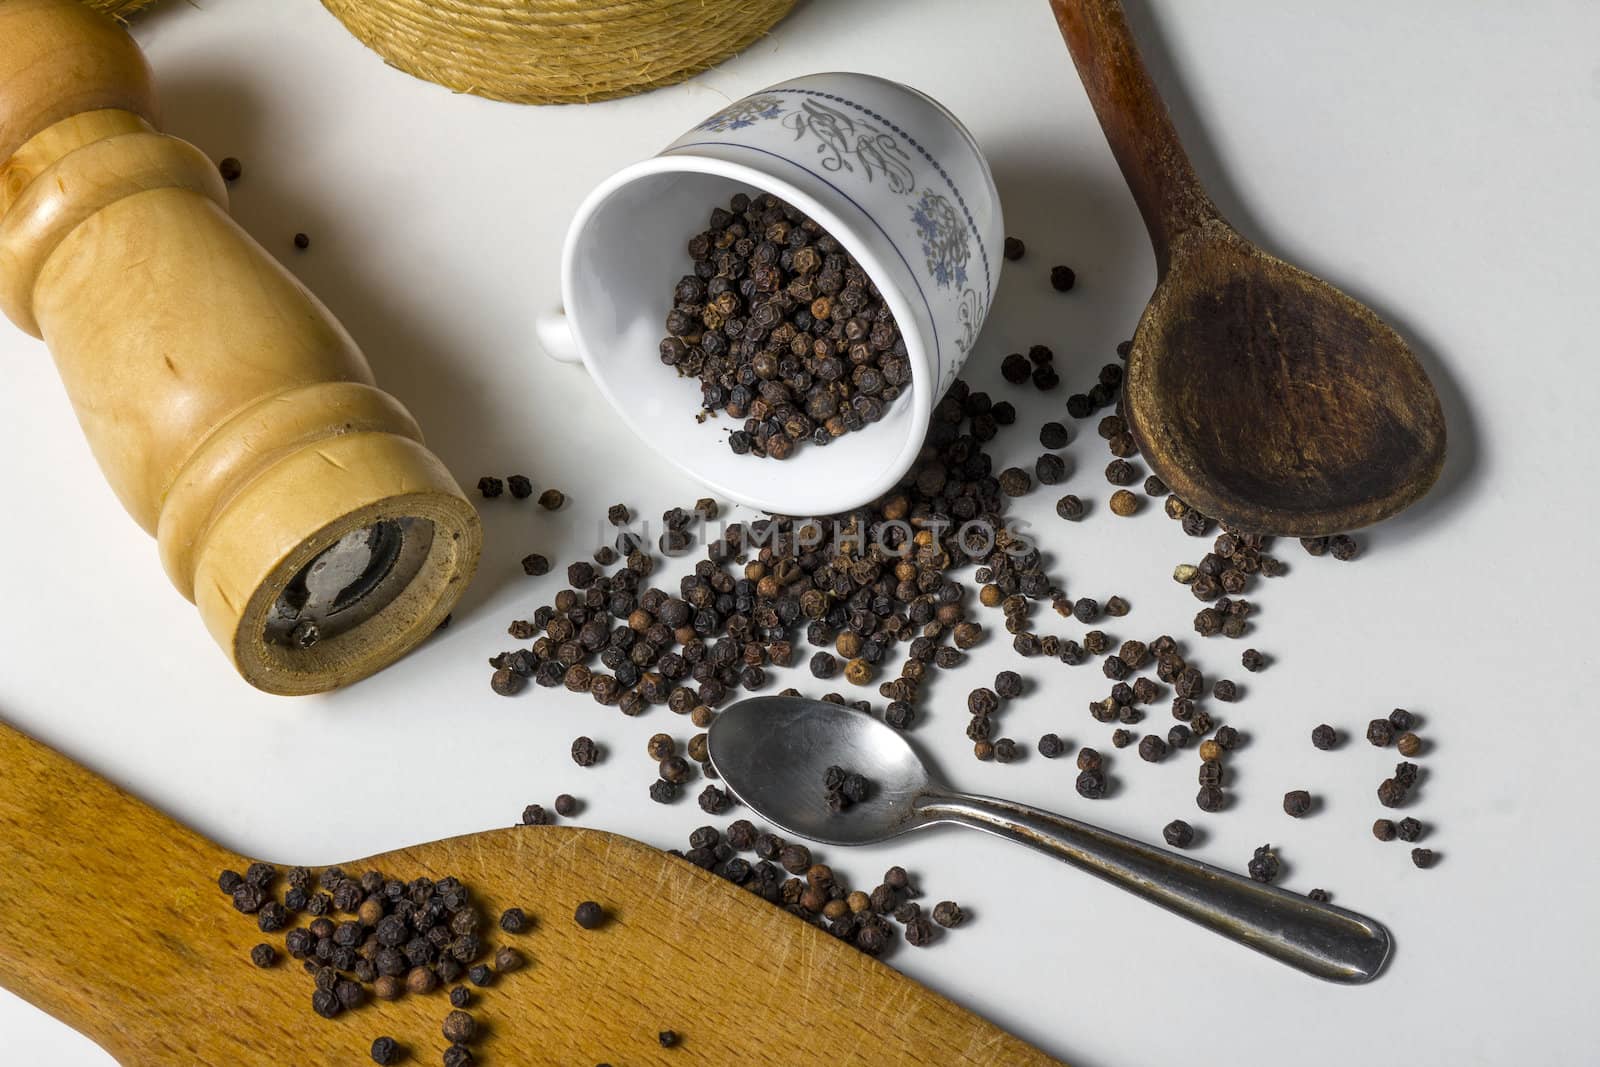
top-left (671, 140), bottom-right (942, 392)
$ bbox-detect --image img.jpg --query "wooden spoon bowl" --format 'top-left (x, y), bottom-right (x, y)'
top-left (1132, 223), bottom-right (1444, 534)
top-left (1052, 0), bottom-right (1445, 536)
top-left (0, 720), bottom-right (1055, 1065)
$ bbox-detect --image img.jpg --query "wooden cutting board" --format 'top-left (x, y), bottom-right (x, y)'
top-left (0, 719), bottom-right (1059, 1064)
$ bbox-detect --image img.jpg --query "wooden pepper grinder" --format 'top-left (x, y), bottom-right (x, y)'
top-left (0, 0), bottom-right (482, 694)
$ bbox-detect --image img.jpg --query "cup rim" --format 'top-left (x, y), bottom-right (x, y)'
top-left (560, 152), bottom-right (935, 518)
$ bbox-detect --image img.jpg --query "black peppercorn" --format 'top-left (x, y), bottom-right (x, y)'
top-left (1004, 236), bottom-right (1025, 260)
top-left (250, 943), bottom-right (277, 968)
top-left (1076, 769), bottom-right (1107, 799)
top-left (1050, 265), bottom-right (1076, 291)
top-left (659, 756), bottom-right (692, 784)
top-left (574, 901), bottom-right (606, 930)
top-left (1137, 734), bottom-right (1167, 763)
top-left (1056, 494), bottom-right (1085, 520)
top-left (1377, 778), bottom-right (1407, 807)
top-left (698, 784), bottom-right (732, 814)
top-left (1373, 818), bottom-right (1397, 841)
top-left (1311, 724), bottom-right (1338, 750)
top-left (1366, 719), bottom-right (1394, 747)
top-left (1410, 848), bottom-right (1436, 869)
top-left (1196, 785), bottom-right (1225, 812)
top-left (570, 736), bottom-right (600, 766)
top-left (311, 988), bottom-right (341, 1019)
top-left (1162, 820), bottom-right (1194, 848)
top-left (1247, 843), bottom-right (1280, 883)
top-left (1037, 733), bottom-right (1065, 758)
top-left (442, 1010), bottom-right (476, 1044)
top-left (1396, 817), bottom-right (1423, 842)
top-left (490, 668), bottom-right (525, 696)
top-left (369, 1036), bottom-right (401, 1065)
top-left (1283, 790), bottom-right (1312, 817)
top-left (1388, 708), bottom-right (1415, 731)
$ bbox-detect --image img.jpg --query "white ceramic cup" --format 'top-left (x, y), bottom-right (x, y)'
top-left (537, 72), bottom-right (1003, 515)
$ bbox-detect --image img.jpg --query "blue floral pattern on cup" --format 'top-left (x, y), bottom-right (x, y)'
top-left (910, 190), bottom-right (969, 290)
top-left (697, 95), bottom-right (785, 132)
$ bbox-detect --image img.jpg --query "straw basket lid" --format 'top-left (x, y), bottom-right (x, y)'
top-left (320, 0), bottom-right (798, 105)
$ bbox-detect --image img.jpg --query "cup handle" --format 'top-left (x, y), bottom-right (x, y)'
top-left (535, 306), bottom-right (584, 365)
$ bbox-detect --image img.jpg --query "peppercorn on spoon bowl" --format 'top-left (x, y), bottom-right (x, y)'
top-left (708, 696), bottom-right (1394, 983)
top-left (0, 717), bottom-right (1059, 1065)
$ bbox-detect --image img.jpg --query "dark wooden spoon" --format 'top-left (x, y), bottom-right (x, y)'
top-left (1050, 0), bottom-right (1445, 536)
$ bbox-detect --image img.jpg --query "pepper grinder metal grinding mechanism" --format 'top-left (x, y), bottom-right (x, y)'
top-left (0, 0), bottom-right (483, 694)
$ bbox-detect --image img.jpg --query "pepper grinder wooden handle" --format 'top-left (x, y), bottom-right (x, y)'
top-left (0, 0), bottom-right (482, 694)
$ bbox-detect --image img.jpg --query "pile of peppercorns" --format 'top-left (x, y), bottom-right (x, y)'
top-left (667, 819), bottom-right (963, 955)
top-left (658, 192), bottom-right (913, 459)
top-left (218, 861), bottom-right (532, 1065)
top-left (489, 378), bottom-right (1032, 740)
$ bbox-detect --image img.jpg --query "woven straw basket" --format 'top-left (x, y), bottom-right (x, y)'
top-left (85, 0), bottom-right (156, 16)
top-left (319, 0), bottom-right (798, 105)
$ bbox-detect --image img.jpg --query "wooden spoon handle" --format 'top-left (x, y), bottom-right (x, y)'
top-left (1048, 0), bottom-right (1218, 269)
top-left (0, 717), bottom-right (242, 1057)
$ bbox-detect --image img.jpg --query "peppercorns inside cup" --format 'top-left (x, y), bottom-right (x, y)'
top-left (658, 192), bottom-right (914, 463)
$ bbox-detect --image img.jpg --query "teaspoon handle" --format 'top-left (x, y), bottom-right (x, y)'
top-left (915, 790), bottom-right (1392, 983)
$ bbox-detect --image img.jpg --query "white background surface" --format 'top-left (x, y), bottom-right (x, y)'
top-left (2, 1), bottom-right (1597, 1063)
